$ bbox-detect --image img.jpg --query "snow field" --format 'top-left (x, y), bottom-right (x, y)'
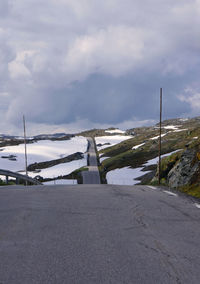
top-left (106, 167), bottom-right (149, 185)
top-left (25, 155), bottom-right (87, 179)
top-left (0, 136), bottom-right (88, 179)
top-left (106, 150), bottom-right (182, 185)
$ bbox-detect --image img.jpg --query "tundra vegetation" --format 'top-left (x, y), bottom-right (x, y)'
top-left (1, 118), bottom-right (200, 195)
top-left (97, 117), bottom-right (200, 198)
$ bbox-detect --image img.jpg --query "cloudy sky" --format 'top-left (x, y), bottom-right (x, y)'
top-left (0, 0), bottom-right (200, 135)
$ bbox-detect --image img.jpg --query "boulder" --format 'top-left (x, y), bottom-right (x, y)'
top-left (168, 149), bottom-right (199, 188)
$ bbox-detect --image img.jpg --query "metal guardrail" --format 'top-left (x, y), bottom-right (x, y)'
top-left (0, 169), bottom-right (42, 185)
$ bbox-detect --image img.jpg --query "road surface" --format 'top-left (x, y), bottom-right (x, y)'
top-left (1, 184), bottom-right (200, 283)
top-left (82, 137), bottom-right (101, 184)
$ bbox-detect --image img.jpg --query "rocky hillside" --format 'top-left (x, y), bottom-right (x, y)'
top-left (77, 127), bottom-right (129, 137)
top-left (154, 139), bottom-right (200, 198)
top-left (98, 117), bottom-right (200, 197)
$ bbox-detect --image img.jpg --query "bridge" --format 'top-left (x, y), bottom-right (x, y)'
top-left (0, 169), bottom-right (42, 185)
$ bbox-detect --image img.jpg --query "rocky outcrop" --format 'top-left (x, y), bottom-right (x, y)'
top-left (1, 155), bottom-right (17, 161)
top-left (168, 148), bottom-right (200, 188)
top-left (27, 152), bottom-right (84, 171)
top-left (96, 143), bottom-right (111, 147)
top-left (149, 141), bottom-right (200, 197)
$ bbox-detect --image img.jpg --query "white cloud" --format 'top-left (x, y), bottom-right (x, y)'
top-left (0, 0), bottom-right (200, 134)
top-left (8, 50), bottom-right (35, 78)
top-left (63, 26), bottom-right (157, 80)
top-left (179, 87), bottom-right (200, 112)
top-left (0, 29), bottom-right (14, 78)
top-left (0, 116), bottom-right (157, 136)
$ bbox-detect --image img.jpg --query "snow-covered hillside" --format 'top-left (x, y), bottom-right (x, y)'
top-left (106, 150), bottom-right (182, 185)
top-left (0, 136), bottom-right (87, 183)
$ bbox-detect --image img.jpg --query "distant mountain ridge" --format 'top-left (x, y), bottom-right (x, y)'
top-left (1, 116), bottom-right (200, 197)
top-left (0, 133), bottom-right (72, 140)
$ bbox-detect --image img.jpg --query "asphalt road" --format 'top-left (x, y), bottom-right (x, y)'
top-left (1, 184), bottom-right (200, 283)
top-left (82, 137), bottom-right (100, 184)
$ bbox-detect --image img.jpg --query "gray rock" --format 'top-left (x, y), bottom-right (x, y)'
top-left (168, 149), bottom-right (199, 188)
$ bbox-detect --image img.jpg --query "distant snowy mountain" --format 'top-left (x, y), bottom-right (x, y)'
top-left (0, 133), bottom-right (74, 141)
top-left (33, 133), bottom-right (73, 140)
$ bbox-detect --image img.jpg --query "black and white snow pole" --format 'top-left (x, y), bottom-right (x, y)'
top-left (158, 88), bottom-right (162, 185)
top-left (23, 115), bottom-right (28, 185)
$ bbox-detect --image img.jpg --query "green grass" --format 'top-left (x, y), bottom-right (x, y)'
top-left (97, 120), bottom-right (200, 199)
top-left (0, 179), bottom-right (16, 186)
top-left (179, 184), bottom-right (200, 198)
top-left (64, 167), bottom-right (89, 184)
top-left (62, 166), bottom-right (89, 179)
top-left (101, 148), bottom-right (158, 170)
top-left (149, 177), bottom-right (167, 186)
top-left (99, 125), bottom-right (197, 176)
top-left (159, 151), bottom-right (183, 179)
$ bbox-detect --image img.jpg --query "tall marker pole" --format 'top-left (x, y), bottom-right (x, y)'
top-left (158, 88), bottom-right (162, 185)
top-left (23, 115), bottom-right (28, 184)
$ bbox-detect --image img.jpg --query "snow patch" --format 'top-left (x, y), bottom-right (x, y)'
top-left (95, 135), bottom-right (132, 151)
top-left (145, 150), bottom-right (182, 167)
top-left (179, 118), bottom-right (189, 122)
top-left (173, 129), bottom-right (188, 132)
top-left (106, 167), bottom-right (149, 185)
top-left (105, 129), bottom-right (125, 134)
top-left (150, 134), bottom-right (167, 140)
top-left (164, 125), bottom-right (179, 130)
top-left (100, 156), bottom-right (109, 163)
top-left (132, 143), bottom-right (145, 150)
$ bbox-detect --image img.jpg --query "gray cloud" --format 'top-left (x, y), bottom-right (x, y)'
top-left (0, 0), bottom-right (200, 134)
